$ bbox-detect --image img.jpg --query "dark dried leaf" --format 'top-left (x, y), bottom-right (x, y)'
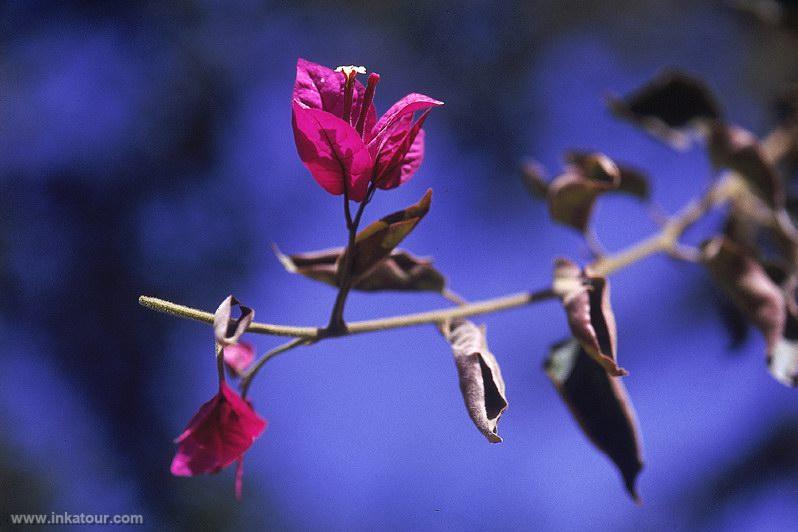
top-left (355, 250), bottom-right (446, 292)
top-left (213, 295), bottom-right (254, 346)
top-left (275, 246), bottom-right (445, 292)
top-left (567, 151), bottom-right (651, 200)
top-left (723, 199), bottom-right (798, 270)
top-left (547, 153), bottom-right (620, 232)
top-left (442, 319), bottom-right (508, 443)
top-left (521, 159), bottom-right (549, 198)
top-left (708, 123), bottom-right (784, 208)
top-left (544, 339), bottom-right (643, 502)
top-left (341, 189), bottom-right (432, 280)
top-left (608, 70), bottom-right (721, 148)
top-left (275, 246), bottom-right (339, 286)
top-left (616, 165), bottom-right (651, 200)
top-left (701, 237), bottom-right (786, 350)
top-left (553, 258), bottom-right (627, 376)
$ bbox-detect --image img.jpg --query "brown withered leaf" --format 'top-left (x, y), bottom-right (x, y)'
top-left (341, 189), bottom-right (432, 280)
top-left (547, 153), bottom-right (621, 232)
top-left (544, 339), bottom-right (643, 502)
top-left (701, 237), bottom-right (786, 351)
top-left (723, 199), bottom-right (798, 271)
top-left (608, 70), bottom-right (721, 149)
top-left (567, 151), bottom-right (651, 200)
top-left (213, 295), bottom-right (254, 346)
top-left (616, 165), bottom-right (651, 200)
top-left (275, 246), bottom-right (339, 286)
top-left (442, 319), bottom-right (508, 443)
top-left (708, 123), bottom-right (784, 208)
top-left (275, 246), bottom-right (445, 292)
top-left (520, 159), bottom-right (549, 198)
top-left (553, 258), bottom-right (628, 377)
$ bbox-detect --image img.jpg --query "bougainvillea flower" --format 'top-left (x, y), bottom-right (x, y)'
top-left (171, 381), bottom-right (267, 496)
top-left (292, 58), bottom-right (442, 201)
top-left (223, 341), bottom-right (255, 376)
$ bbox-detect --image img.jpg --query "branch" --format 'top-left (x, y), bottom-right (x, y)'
top-left (139, 289), bottom-right (557, 340)
top-left (138, 296), bottom-right (319, 338)
top-left (588, 173), bottom-right (742, 276)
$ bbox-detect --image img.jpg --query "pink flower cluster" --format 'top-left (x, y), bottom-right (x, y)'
top-left (292, 58), bottom-right (442, 201)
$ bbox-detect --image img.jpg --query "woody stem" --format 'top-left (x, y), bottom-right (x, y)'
top-left (326, 184), bottom-right (375, 333)
top-left (138, 168), bottom-right (743, 340)
top-left (588, 173), bottom-right (742, 276)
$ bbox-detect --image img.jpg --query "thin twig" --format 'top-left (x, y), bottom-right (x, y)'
top-left (240, 338), bottom-right (311, 398)
top-left (587, 174), bottom-right (741, 276)
top-left (138, 296), bottom-right (319, 337)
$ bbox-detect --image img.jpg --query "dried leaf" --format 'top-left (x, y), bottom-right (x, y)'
top-left (608, 70), bottom-right (721, 149)
top-left (547, 153), bottom-right (620, 232)
top-left (616, 165), bottom-right (651, 200)
top-left (544, 339), bottom-right (643, 502)
top-left (723, 198), bottom-right (798, 270)
top-left (341, 189), bottom-right (432, 280)
top-left (275, 246), bottom-right (340, 286)
top-left (701, 237), bottom-right (786, 350)
top-left (442, 319), bottom-right (508, 443)
top-left (275, 246), bottom-right (445, 292)
top-left (521, 159), bottom-right (549, 198)
top-left (708, 123), bottom-right (783, 208)
top-left (566, 151), bottom-right (651, 200)
top-left (213, 296), bottom-right (254, 346)
top-left (553, 259), bottom-right (627, 377)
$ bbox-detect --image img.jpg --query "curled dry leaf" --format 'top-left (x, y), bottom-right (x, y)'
top-left (340, 188), bottom-right (432, 280)
top-left (708, 123), bottom-right (783, 208)
top-left (701, 237), bottom-right (786, 351)
top-left (616, 165), bottom-right (651, 200)
top-left (553, 259), bottom-right (627, 377)
top-left (544, 339), bottom-right (643, 502)
top-left (441, 319), bottom-right (508, 443)
top-left (275, 246), bottom-right (446, 292)
top-left (213, 296), bottom-right (255, 346)
top-left (521, 159), bottom-right (549, 198)
top-left (567, 151), bottom-right (651, 200)
top-left (607, 70), bottom-right (721, 149)
top-left (547, 152), bottom-right (621, 232)
top-left (723, 198), bottom-right (798, 271)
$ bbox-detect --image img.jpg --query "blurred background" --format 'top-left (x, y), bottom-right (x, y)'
top-left (2, 1), bottom-right (798, 530)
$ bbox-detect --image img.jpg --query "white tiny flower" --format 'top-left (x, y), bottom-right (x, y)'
top-left (335, 65), bottom-right (367, 77)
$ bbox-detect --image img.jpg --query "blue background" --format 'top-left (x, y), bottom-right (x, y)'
top-left (2, 1), bottom-right (798, 530)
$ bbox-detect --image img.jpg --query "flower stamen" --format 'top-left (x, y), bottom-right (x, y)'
top-left (337, 66), bottom-right (365, 124)
top-left (356, 73), bottom-right (380, 137)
